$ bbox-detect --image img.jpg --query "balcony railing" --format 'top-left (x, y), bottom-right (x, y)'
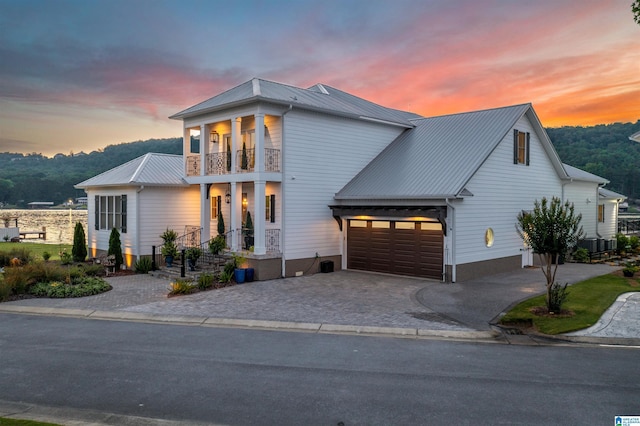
top-left (189, 149), bottom-right (281, 176)
top-left (186, 155), bottom-right (200, 177)
top-left (206, 152), bottom-right (231, 175)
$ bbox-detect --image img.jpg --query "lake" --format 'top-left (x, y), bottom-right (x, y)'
top-left (1, 209), bottom-right (88, 245)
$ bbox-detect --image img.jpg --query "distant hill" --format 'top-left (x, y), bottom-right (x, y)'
top-left (0, 138), bottom-right (183, 207)
top-left (1, 120), bottom-right (639, 207)
top-left (547, 120), bottom-right (640, 200)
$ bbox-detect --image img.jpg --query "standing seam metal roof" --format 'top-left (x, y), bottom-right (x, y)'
top-left (170, 78), bottom-right (421, 126)
top-left (335, 104), bottom-right (533, 200)
top-left (75, 153), bottom-right (187, 188)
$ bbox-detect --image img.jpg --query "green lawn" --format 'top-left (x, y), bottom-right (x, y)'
top-left (500, 272), bottom-right (639, 334)
top-left (0, 242), bottom-right (72, 261)
top-left (0, 418), bottom-right (61, 426)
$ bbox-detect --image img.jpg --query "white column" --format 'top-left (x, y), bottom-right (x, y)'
top-left (231, 117), bottom-right (242, 173)
top-left (200, 124), bottom-right (208, 176)
top-left (200, 184), bottom-right (210, 243)
top-left (253, 180), bottom-right (266, 254)
top-left (183, 127), bottom-right (190, 175)
top-left (229, 182), bottom-right (243, 251)
top-left (255, 113), bottom-right (265, 173)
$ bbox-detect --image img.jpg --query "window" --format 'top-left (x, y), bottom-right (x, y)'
top-left (513, 129), bottom-right (530, 165)
top-left (265, 194), bottom-right (275, 223)
top-left (94, 195), bottom-right (127, 232)
top-left (598, 204), bottom-right (605, 223)
top-left (211, 196), bottom-right (221, 220)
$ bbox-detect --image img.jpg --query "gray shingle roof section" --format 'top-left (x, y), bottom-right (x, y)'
top-left (170, 78), bottom-right (420, 127)
top-left (75, 153), bottom-right (187, 188)
top-left (563, 163), bottom-right (608, 184)
top-left (335, 104), bottom-right (533, 200)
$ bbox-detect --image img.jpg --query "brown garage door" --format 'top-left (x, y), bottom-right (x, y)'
top-left (347, 220), bottom-right (443, 280)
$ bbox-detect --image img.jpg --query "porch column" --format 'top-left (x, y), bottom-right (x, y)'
top-left (253, 180), bottom-right (266, 254)
top-left (183, 127), bottom-right (190, 174)
top-left (255, 113), bottom-right (265, 173)
top-left (229, 181), bottom-right (242, 251)
top-left (200, 184), bottom-right (210, 244)
top-left (200, 124), bottom-right (208, 176)
top-left (231, 117), bottom-right (241, 173)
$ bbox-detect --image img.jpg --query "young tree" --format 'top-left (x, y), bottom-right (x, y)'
top-left (516, 197), bottom-right (583, 311)
top-left (633, 0), bottom-right (640, 25)
top-left (217, 210), bottom-right (225, 236)
top-left (108, 228), bottom-right (124, 270)
top-left (71, 222), bottom-right (87, 262)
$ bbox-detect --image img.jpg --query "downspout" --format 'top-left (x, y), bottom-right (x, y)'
top-left (280, 104), bottom-right (293, 277)
top-left (445, 198), bottom-right (455, 283)
top-left (595, 184), bottom-right (603, 238)
top-left (136, 185), bottom-right (145, 264)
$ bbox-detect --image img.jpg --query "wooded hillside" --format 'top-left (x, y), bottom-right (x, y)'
top-left (0, 120), bottom-right (639, 207)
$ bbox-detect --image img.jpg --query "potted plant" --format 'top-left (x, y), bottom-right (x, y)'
top-left (209, 235), bottom-right (226, 256)
top-left (232, 252), bottom-right (247, 283)
top-left (160, 228), bottom-right (178, 267)
top-left (186, 247), bottom-right (201, 271)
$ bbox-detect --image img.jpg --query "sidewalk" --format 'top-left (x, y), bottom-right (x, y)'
top-left (0, 263), bottom-right (637, 344)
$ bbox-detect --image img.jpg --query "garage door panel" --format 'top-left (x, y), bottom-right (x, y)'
top-left (348, 220), bottom-right (443, 280)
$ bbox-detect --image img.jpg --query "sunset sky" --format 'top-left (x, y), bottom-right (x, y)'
top-left (1, 0), bottom-right (638, 157)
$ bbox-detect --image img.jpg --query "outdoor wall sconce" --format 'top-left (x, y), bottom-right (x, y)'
top-left (225, 184), bottom-right (231, 204)
top-left (242, 195), bottom-right (248, 207)
top-left (210, 131), bottom-right (219, 143)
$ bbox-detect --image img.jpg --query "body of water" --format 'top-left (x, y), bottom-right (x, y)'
top-left (1, 209), bottom-right (88, 245)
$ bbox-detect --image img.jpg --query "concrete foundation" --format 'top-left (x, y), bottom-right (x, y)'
top-left (449, 255), bottom-right (522, 282)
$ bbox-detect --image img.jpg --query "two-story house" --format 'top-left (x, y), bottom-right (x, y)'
top-left (76, 78), bottom-right (624, 282)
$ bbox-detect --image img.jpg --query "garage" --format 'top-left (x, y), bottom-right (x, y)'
top-left (347, 219), bottom-right (443, 280)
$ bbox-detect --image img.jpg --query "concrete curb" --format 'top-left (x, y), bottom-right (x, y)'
top-left (0, 305), bottom-right (496, 341)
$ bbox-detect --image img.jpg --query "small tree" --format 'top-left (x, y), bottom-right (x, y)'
top-left (516, 197), bottom-right (583, 312)
top-left (108, 228), bottom-right (124, 270)
top-left (217, 210), bottom-right (225, 236)
top-left (72, 222), bottom-right (87, 262)
top-left (241, 141), bottom-right (248, 170)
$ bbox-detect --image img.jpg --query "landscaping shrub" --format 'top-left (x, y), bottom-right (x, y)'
top-left (80, 263), bottom-right (106, 277)
top-left (29, 277), bottom-right (111, 298)
top-left (616, 233), bottom-right (630, 254)
top-left (42, 251), bottom-right (51, 262)
top-left (197, 272), bottom-right (215, 290)
top-left (108, 228), bottom-right (124, 270)
top-left (134, 257), bottom-right (153, 274)
top-left (72, 222), bottom-right (88, 262)
top-left (2, 266), bottom-right (30, 294)
top-left (169, 279), bottom-right (196, 295)
top-left (630, 235), bottom-right (640, 252)
top-left (0, 275), bottom-right (11, 302)
top-left (0, 247), bottom-right (32, 267)
top-left (573, 248), bottom-right (589, 263)
top-left (548, 282), bottom-right (569, 313)
top-left (59, 251), bottom-right (73, 265)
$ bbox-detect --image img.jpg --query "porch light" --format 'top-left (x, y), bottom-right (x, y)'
top-left (242, 195), bottom-right (248, 207)
top-left (225, 184), bottom-right (231, 204)
top-left (210, 131), bottom-right (219, 143)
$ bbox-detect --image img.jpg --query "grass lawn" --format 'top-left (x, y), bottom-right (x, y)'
top-left (500, 271), bottom-right (640, 334)
top-left (0, 418), bottom-right (61, 426)
top-left (0, 242), bottom-right (72, 262)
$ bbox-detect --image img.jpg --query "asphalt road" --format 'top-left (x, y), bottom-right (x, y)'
top-left (1, 314), bottom-right (638, 425)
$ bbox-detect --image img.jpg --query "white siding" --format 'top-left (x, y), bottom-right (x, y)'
top-left (283, 110), bottom-right (405, 260)
top-left (85, 187), bottom-right (137, 265)
top-left (599, 199), bottom-right (619, 239)
top-left (563, 180), bottom-right (599, 238)
top-left (453, 116), bottom-right (563, 265)
top-left (138, 186), bottom-right (200, 253)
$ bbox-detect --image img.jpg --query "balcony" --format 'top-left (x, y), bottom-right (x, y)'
top-left (187, 148), bottom-right (281, 176)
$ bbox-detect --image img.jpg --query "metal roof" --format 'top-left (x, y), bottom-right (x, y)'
top-left (170, 78), bottom-right (420, 127)
top-left (75, 153), bottom-right (187, 188)
top-left (599, 187), bottom-right (626, 200)
top-left (562, 163), bottom-right (608, 184)
top-left (335, 103), bottom-right (540, 201)
top-left (629, 130), bottom-right (640, 143)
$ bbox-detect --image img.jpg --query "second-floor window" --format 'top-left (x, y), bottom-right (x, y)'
top-left (513, 129), bottom-right (530, 165)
